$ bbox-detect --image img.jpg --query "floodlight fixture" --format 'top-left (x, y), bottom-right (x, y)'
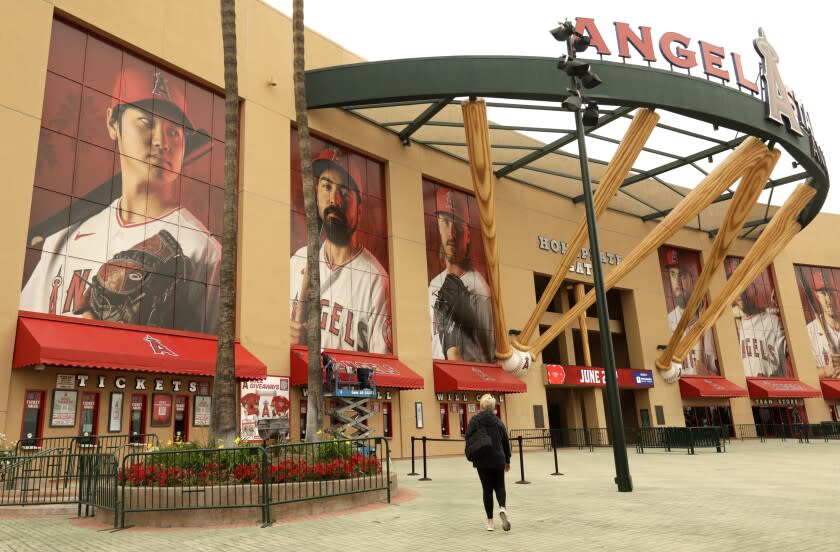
top-left (581, 71), bottom-right (602, 89)
top-left (582, 102), bottom-right (599, 126)
top-left (573, 33), bottom-right (591, 52)
top-left (549, 21), bottom-right (574, 42)
top-left (562, 89), bottom-right (582, 111)
top-left (563, 59), bottom-right (591, 77)
top-left (557, 54), bottom-right (569, 70)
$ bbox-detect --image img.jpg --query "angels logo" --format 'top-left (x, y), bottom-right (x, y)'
top-left (383, 318), bottom-right (393, 351)
top-left (144, 335), bottom-right (178, 356)
top-left (471, 367), bottom-right (495, 381)
top-left (151, 70), bottom-right (171, 100)
top-left (444, 190), bottom-right (455, 211)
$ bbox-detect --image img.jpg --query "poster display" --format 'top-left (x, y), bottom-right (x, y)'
top-left (151, 394), bottom-right (173, 427)
top-left (193, 395), bottom-right (211, 427)
top-left (239, 377), bottom-right (290, 442)
top-left (50, 389), bottom-right (77, 427)
top-left (109, 392), bottom-right (123, 432)
top-left (289, 133), bottom-right (392, 353)
top-left (423, 180), bottom-right (495, 363)
top-left (657, 246), bottom-right (719, 375)
top-left (793, 264), bottom-right (840, 378)
top-left (724, 257), bottom-right (791, 377)
top-left (21, 20), bottom-right (225, 334)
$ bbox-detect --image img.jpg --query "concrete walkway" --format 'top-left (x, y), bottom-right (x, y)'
top-left (0, 439), bottom-right (837, 551)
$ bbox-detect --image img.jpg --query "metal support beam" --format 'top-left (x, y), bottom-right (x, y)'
top-left (398, 97), bottom-right (455, 144)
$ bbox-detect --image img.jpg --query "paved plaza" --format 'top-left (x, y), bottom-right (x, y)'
top-left (0, 439), bottom-right (837, 551)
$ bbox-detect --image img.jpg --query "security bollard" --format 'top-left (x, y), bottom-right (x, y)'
top-left (551, 430), bottom-right (563, 476)
top-left (419, 436), bottom-right (431, 481)
top-left (514, 435), bottom-right (530, 484)
top-left (407, 436), bottom-right (418, 476)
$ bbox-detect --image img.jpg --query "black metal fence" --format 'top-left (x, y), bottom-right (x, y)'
top-left (116, 436), bottom-right (389, 528)
top-left (15, 433), bottom-right (160, 457)
top-left (632, 427), bottom-right (724, 454)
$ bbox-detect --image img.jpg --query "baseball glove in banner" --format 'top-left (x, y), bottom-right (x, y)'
top-left (75, 229), bottom-right (192, 327)
top-left (433, 273), bottom-right (478, 356)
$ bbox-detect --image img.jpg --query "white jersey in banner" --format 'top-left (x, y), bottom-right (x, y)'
top-left (20, 198), bottom-right (221, 333)
top-left (807, 317), bottom-right (840, 369)
top-left (290, 242), bottom-right (392, 353)
top-left (239, 376), bottom-right (291, 442)
top-left (667, 305), bottom-right (718, 375)
top-left (429, 269), bottom-right (495, 363)
top-left (737, 311), bottom-right (787, 377)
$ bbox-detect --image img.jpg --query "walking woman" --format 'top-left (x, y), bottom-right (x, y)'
top-left (465, 393), bottom-right (511, 531)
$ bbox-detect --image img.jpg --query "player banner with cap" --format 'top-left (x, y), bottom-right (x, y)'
top-left (793, 263), bottom-right (840, 378)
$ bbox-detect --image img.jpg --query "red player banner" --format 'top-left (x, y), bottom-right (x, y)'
top-left (289, 132), bottom-right (392, 354)
top-left (793, 264), bottom-right (840, 378)
top-left (21, 19), bottom-right (225, 334)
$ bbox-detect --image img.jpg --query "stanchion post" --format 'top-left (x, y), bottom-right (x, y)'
top-left (407, 436), bottom-right (418, 476)
top-left (551, 429), bottom-right (563, 476)
top-left (419, 436), bottom-right (431, 481)
top-left (514, 435), bottom-right (530, 484)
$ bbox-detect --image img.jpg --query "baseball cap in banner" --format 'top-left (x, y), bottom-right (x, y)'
top-left (312, 148), bottom-right (362, 195)
top-left (435, 187), bottom-right (469, 221)
top-left (814, 270), bottom-right (836, 291)
top-left (660, 248), bottom-right (679, 268)
top-left (111, 66), bottom-right (193, 129)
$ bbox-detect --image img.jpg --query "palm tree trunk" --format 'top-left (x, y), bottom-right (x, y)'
top-left (293, 0), bottom-right (324, 441)
top-left (211, 0), bottom-right (240, 447)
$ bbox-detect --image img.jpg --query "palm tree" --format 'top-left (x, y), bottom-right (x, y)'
top-left (293, 0), bottom-right (325, 441)
top-left (210, 0), bottom-right (240, 447)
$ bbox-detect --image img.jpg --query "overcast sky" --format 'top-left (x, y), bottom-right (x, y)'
top-left (266, 0), bottom-right (836, 214)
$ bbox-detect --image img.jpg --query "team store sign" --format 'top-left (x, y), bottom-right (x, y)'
top-left (56, 373), bottom-right (210, 394)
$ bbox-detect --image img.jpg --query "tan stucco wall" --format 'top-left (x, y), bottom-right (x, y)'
top-left (2, 0), bottom-right (837, 456)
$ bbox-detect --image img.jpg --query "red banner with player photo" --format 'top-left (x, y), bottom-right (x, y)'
top-left (657, 246), bottom-right (720, 375)
top-left (724, 256), bottom-right (792, 378)
top-left (793, 264), bottom-right (840, 379)
top-left (22, 19), bottom-right (225, 335)
top-left (423, 180), bottom-right (496, 364)
top-left (289, 133), bottom-right (392, 354)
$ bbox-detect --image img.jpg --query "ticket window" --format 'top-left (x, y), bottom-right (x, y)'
top-left (382, 402), bottom-right (393, 438)
top-left (440, 403), bottom-right (450, 436)
top-left (20, 390), bottom-right (46, 447)
top-left (79, 392), bottom-right (99, 444)
top-left (129, 394), bottom-right (147, 443)
top-left (458, 404), bottom-right (468, 435)
top-left (495, 404), bottom-right (501, 418)
top-left (174, 395), bottom-right (189, 443)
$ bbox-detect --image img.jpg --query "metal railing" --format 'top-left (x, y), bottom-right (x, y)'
top-left (0, 449), bottom-right (116, 513)
top-left (15, 433), bottom-right (159, 458)
top-left (632, 427), bottom-right (724, 454)
top-left (118, 437), bottom-right (389, 528)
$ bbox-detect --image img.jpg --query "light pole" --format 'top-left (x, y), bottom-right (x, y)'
top-left (551, 20), bottom-right (633, 492)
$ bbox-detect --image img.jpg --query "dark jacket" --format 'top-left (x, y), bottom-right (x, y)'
top-left (465, 410), bottom-right (511, 469)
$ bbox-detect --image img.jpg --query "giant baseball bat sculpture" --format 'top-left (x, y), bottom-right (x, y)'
top-left (654, 146), bottom-right (781, 378)
top-left (671, 183), bottom-right (816, 370)
top-left (528, 136), bottom-right (769, 361)
top-left (513, 108), bottom-right (660, 351)
top-left (462, 99), bottom-right (530, 375)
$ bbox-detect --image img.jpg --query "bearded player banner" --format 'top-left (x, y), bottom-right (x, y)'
top-left (21, 19), bottom-right (224, 334)
top-left (793, 264), bottom-right (840, 379)
top-left (657, 246), bottom-right (720, 375)
top-left (724, 257), bottom-right (792, 378)
top-left (239, 376), bottom-right (290, 442)
top-left (289, 132), bottom-right (392, 354)
top-left (423, 180), bottom-right (495, 364)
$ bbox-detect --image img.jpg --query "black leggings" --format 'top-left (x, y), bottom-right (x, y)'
top-left (476, 468), bottom-right (506, 519)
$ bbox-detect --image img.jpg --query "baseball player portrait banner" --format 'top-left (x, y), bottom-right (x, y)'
top-left (239, 376), bottom-right (290, 442)
top-left (21, 20), bottom-right (225, 335)
top-left (793, 264), bottom-right (840, 379)
top-left (423, 180), bottom-right (496, 364)
top-left (657, 246), bottom-right (720, 375)
top-left (289, 132), bottom-right (393, 354)
top-left (724, 257), bottom-right (792, 378)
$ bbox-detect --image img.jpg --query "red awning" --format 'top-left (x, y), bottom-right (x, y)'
top-left (13, 312), bottom-right (266, 380)
top-left (819, 379), bottom-right (840, 399)
top-left (746, 377), bottom-right (822, 399)
top-left (433, 361), bottom-right (527, 394)
top-left (679, 376), bottom-right (749, 398)
top-left (289, 348), bottom-right (424, 390)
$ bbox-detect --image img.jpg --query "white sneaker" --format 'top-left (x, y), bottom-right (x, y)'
top-left (499, 510), bottom-right (511, 531)
top-left (486, 521), bottom-right (495, 531)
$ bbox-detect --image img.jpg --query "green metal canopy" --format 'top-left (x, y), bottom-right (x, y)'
top-left (305, 56), bottom-right (828, 235)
